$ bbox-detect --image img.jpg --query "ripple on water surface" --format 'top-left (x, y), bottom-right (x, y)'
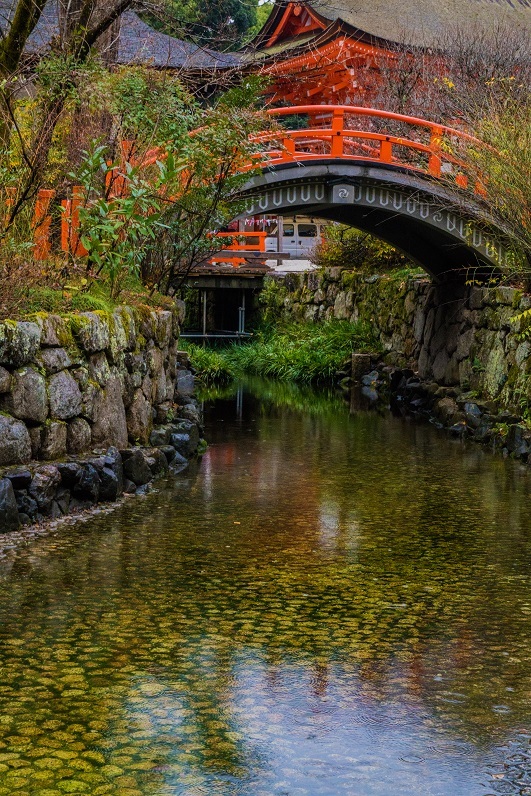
top-left (0, 379), bottom-right (530, 795)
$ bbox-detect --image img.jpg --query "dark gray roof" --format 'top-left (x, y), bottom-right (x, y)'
top-left (0, 0), bottom-right (58, 52)
top-left (310, 0), bottom-right (531, 47)
top-left (0, 1), bottom-right (239, 70)
top-left (116, 11), bottom-right (240, 70)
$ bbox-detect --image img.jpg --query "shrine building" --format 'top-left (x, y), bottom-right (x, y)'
top-left (242, 0), bottom-right (531, 106)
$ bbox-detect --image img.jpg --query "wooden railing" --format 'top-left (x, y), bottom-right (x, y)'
top-left (251, 105), bottom-right (479, 190)
top-left (7, 105), bottom-right (481, 263)
top-left (208, 231), bottom-right (268, 268)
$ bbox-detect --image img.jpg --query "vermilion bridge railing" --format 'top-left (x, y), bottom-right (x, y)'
top-left (250, 105), bottom-right (480, 191)
top-left (15, 105), bottom-right (482, 262)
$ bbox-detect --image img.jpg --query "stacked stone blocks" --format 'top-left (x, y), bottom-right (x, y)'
top-left (0, 305), bottom-right (202, 532)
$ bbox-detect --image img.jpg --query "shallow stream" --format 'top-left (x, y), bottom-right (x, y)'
top-left (0, 378), bottom-right (530, 795)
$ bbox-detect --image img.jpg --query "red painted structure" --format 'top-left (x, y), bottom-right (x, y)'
top-left (26, 104), bottom-right (476, 262)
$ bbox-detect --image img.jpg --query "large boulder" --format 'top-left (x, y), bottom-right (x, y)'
top-left (34, 314), bottom-right (71, 347)
top-left (38, 347), bottom-right (73, 375)
top-left (0, 416), bottom-right (32, 466)
top-left (3, 367), bottom-right (48, 423)
top-left (126, 389), bottom-right (152, 445)
top-left (29, 465), bottom-right (61, 514)
top-left (72, 312), bottom-right (110, 353)
top-left (116, 307), bottom-right (137, 351)
top-left (5, 469), bottom-right (32, 490)
top-left (0, 478), bottom-right (21, 532)
top-left (73, 464), bottom-right (100, 503)
top-left (175, 370), bottom-right (195, 399)
top-left (149, 426), bottom-right (171, 447)
top-left (15, 491), bottom-right (38, 523)
top-left (0, 321), bottom-right (41, 367)
top-left (49, 370), bottom-right (83, 420)
top-left (98, 447), bottom-right (124, 501)
top-left (178, 403), bottom-right (202, 427)
top-left (67, 418), bottom-right (92, 454)
top-left (108, 312), bottom-right (129, 363)
top-left (0, 366), bottom-right (11, 393)
top-left (40, 421), bottom-right (68, 461)
top-left (156, 311), bottom-right (173, 347)
top-left (88, 352), bottom-right (111, 387)
top-left (170, 420), bottom-right (200, 453)
top-left (91, 374), bottom-right (128, 448)
top-left (122, 449), bottom-right (152, 486)
top-left (170, 433), bottom-right (191, 458)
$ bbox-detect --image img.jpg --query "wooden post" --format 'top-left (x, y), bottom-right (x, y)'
top-left (33, 188), bottom-right (56, 261)
top-left (61, 187), bottom-right (88, 257)
top-left (70, 185), bottom-right (88, 257)
top-left (331, 108), bottom-right (344, 157)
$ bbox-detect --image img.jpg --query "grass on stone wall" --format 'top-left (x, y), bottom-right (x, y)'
top-left (1, 273), bottom-right (174, 321)
top-left (183, 319), bottom-right (381, 385)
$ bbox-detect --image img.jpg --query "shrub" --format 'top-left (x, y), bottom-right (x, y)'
top-left (314, 226), bottom-right (416, 273)
top-left (226, 320), bottom-right (381, 384)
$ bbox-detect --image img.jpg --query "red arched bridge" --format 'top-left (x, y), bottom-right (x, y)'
top-left (223, 105), bottom-right (509, 280)
top-left (28, 105), bottom-right (508, 280)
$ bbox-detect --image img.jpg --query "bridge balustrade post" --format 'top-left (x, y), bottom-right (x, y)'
top-left (380, 138), bottom-right (393, 164)
top-left (331, 108), bottom-right (345, 157)
top-left (428, 127), bottom-right (443, 177)
top-left (282, 137), bottom-right (296, 160)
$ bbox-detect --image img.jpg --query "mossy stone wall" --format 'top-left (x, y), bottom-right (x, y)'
top-left (0, 305), bottom-right (184, 467)
top-left (262, 270), bottom-right (531, 409)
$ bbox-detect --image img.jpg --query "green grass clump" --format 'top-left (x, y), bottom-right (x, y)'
top-left (227, 320), bottom-right (379, 383)
top-left (184, 320), bottom-right (380, 386)
top-left (181, 342), bottom-right (236, 385)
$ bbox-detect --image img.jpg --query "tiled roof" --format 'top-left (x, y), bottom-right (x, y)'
top-left (247, 0), bottom-right (531, 53)
top-left (116, 11), bottom-right (240, 70)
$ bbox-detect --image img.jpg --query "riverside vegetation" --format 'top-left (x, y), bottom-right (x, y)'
top-left (183, 319), bottom-right (381, 386)
top-left (183, 224), bottom-right (531, 465)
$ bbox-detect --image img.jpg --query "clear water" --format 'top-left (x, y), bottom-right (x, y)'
top-left (0, 378), bottom-right (530, 796)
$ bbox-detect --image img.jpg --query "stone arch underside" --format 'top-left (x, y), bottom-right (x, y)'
top-left (239, 162), bottom-right (510, 280)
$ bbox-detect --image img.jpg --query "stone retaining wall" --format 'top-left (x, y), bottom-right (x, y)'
top-left (0, 304), bottom-right (203, 531)
top-left (263, 270), bottom-right (531, 409)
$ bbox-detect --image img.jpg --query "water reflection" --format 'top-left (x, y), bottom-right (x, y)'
top-left (0, 378), bottom-right (529, 795)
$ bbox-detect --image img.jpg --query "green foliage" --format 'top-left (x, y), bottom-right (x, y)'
top-left (155, 0), bottom-right (259, 49)
top-left (258, 278), bottom-right (290, 325)
top-left (227, 320), bottom-right (380, 384)
top-left (74, 145), bottom-right (175, 299)
top-left (181, 342), bottom-right (236, 384)
top-left (101, 68), bottom-right (198, 146)
top-left (247, 0), bottom-right (274, 40)
top-left (315, 226), bottom-right (415, 273)
top-left (185, 320), bottom-right (380, 385)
